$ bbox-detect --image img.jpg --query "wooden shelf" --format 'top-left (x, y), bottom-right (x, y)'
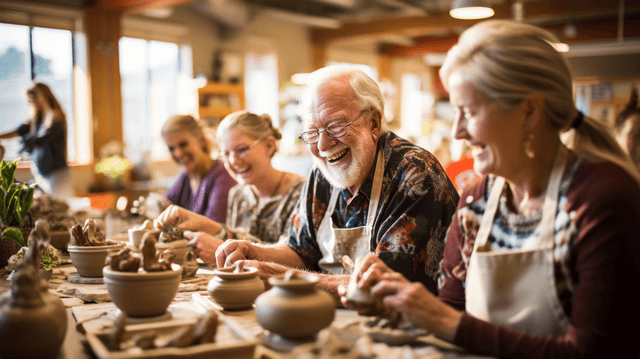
top-left (198, 82), bottom-right (245, 122)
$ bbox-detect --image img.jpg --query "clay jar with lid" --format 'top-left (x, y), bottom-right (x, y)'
top-left (207, 261), bottom-right (265, 310)
top-left (254, 270), bottom-right (335, 339)
top-left (0, 257), bottom-right (67, 358)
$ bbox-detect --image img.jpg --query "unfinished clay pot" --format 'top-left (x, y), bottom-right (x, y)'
top-left (254, 270), bottom-right (335, 339)
top-left (156, 239), bottom-right (189, 266)
top-left (103, 266), bottom-right (183, 317)
top-left (68, 243), bottom-right (126, 277)
top-left (207, 261), bottom-right (264, 310)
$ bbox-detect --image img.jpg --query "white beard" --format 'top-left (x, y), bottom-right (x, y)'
top-left (314, 146), bottom-right (374, 190)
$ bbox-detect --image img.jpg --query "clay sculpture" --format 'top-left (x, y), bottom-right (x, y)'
top-left (70, 219), bottom-right (118, 246)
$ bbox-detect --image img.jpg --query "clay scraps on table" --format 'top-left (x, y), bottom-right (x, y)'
top-left (70, 219), bottom-right (118, 246)
top-left (107, 310), bottom-right (220, 351)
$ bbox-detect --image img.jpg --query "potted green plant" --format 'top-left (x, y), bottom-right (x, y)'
top-left (12, 249), bottom-right (60, 280)
top-left (0, 159), bottom-right (37, 268)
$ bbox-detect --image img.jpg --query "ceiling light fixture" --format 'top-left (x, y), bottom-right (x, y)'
top-left (449, 0), bottom-right (495, 20)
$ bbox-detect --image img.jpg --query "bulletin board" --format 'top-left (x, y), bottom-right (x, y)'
top-left (574, 77), bottom-right (640, 129)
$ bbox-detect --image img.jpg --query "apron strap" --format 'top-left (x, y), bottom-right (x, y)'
top-left (473, 176), bottom-right (505, 252)
top-left (366, 149), bottom-right (385, 228)
top-left (539, 145), bottom-right (568, 248)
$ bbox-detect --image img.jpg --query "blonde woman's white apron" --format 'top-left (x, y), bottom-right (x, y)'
top-left (465, 146), bottom-right (571, 337)
top-left (317, 150), bottom-right (384, 274)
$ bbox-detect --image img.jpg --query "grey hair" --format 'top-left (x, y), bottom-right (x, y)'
top-left (300, 65), bottom-right (388, 133)
top-left (161, 114), bottom-right (212, 153)
top-left (217, 110), bottom-right (282, 158)
top-left (440, 20), bottom-right (640, 184)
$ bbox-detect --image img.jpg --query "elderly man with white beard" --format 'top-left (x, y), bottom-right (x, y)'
top-left (215, 65), bottom-right (459, 296)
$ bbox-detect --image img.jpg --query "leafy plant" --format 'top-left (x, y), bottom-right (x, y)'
top-left (15, 249), bottom-right (60, 271)
top-left (0, 159), bottom-right (36, 246)
top-left (1, 227), bottom-right (26, 247)
top-left (1, 159), bottom-right (35, 225)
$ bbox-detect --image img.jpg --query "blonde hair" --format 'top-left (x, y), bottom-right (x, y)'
top-left (300, 65), bottom-right (388, 133)
top-left (216, 110), bottom-right (282, 158)
top-left (161, 114), bottom-right (212, 153)
top-left (440, 20), bottom-right (640, 184)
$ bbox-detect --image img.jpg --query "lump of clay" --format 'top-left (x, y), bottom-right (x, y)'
top-left (70, 219), bottom-right (117, 246)
top-left (158, 226), bottom-right (183, 243)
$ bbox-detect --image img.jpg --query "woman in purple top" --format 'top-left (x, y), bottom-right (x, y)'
top-left (162, 115), bottom-right (236, 223)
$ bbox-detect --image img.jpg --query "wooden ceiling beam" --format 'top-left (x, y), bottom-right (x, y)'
top-left (104, 0), bottom-right (199, 14)
top-left (312, 0), bottom-right (640, 46)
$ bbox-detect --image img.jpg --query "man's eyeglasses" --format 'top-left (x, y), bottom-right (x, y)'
top-left (219, 137), bottom-right (265, 162)
top-left (298, 109), bottom-right (371, 145)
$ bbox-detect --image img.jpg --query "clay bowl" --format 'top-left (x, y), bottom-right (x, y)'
top-left (67, 243), bottom-right (126, 277)
top-left (156, 239), bottom-right (189, 266)
top-left (103, 266), bottom-right (183, 318)
top-left (207, 263), bottom-right (265, 310)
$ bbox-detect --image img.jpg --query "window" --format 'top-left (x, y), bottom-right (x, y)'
top-left (0, 23), bottom-right (75, 162)
top-left (119, 37), bottom-right (194, 162)
top-left (245, 53), bottom-right (279, 126)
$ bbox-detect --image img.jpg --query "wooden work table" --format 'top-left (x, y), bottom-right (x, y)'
top-left (1, 261), bottom-right (492, 359)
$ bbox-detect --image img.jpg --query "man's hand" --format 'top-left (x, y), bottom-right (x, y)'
top-left (215, 240), bottom-right (259, 269)
top-left (234, 260), bottom-right (294, 289)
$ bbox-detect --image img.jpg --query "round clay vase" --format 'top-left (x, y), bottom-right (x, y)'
top-left (103, 266), bottom-right (183, 317)
top-left (207, 262), bottom-right (265, 310)
top-left (254, 270), bottom-right (335, 339)
top-left (0, 264), bottom-right (67, 358)
top-left (156, 239), bottom-right (189, 266)
top-left (67, 243), bottom-right (126, 277)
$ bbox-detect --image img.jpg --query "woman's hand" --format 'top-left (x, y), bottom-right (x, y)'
top-left (154, 205), bottom-right (222, 234)
top-left (184, 231), bottom-right (224, 265)
top-left (372, 272), bottom-right (463, 342)
top-left (340, 253), bottom-right (463, 342)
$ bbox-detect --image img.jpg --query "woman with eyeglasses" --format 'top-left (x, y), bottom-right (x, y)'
top-left (161, 114), bottom-right (236, 223)
top-left (155, 110), bottom-right (305, 265)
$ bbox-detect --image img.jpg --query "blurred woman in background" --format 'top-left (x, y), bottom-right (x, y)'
top-left (155, 110), bottom-right (305, 264)
top-left (162, 114), bottom-right (236, 223)
top-left (0, 82), bottom-right (72, 198)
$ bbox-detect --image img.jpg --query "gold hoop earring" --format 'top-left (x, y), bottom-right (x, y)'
top-left (524, 133), bottom-right (535, 159)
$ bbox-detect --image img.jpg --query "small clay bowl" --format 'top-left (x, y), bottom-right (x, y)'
top-left (67, 243), bottom-right (126, 277)
top-left (156, 239), bottom-right (189, 266)
top-left (103, 266), bottom-right (183, 317)
top-left (207, 262), bottom-right (265, 310)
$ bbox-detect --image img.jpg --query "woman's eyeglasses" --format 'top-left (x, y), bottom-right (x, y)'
top-left (298, 109), bottom-right (371, 145)
top-left (220, 137), bottom-right (265, 162)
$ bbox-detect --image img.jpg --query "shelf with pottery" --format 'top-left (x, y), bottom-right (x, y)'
top-left (198, 82), bottom-right (245, 120)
